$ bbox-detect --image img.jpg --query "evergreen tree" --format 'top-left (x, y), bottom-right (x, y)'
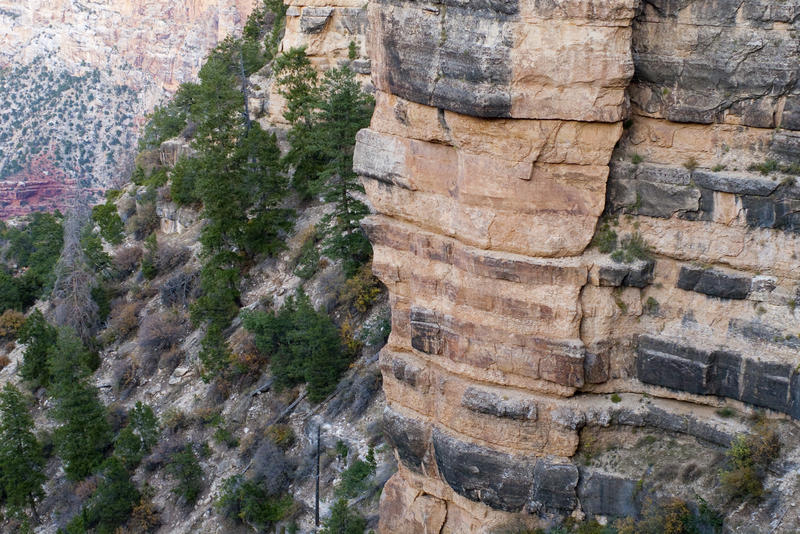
top-left (167, 444), bottom-right (204, 505)
top-left (1, 211), bottom-right (63, 309)
top-left (0, 384), bottom-right (45, 522)
top-left (179, 39), bottom-right (292, 379)
top-left (90, 201), bottom-right (124, 245)
top-left (0, 268), bottom-right (22, 312)
top-left (297, 292), bottom-right (351, 402)
top-left (274, 47), bottom-right (373, 274)
top-left (128, 402), bottom-right (158, 451)
top-left (49, 329), bottom-right (111, 480)
top-left (114, 402), bottom-right (158, 470)
top-left (273, 47), bottom-right (324, 199)
top-left (321, 498), bottom-right (366, 534)
top-left (312, 64), bottom-right (374, 276)
top-left (83, 457), bottom-right (139, 534)
top-left (197, 323), bottom-right (232, 381)
top-left (18, 310), bottom-right (58, 390)
top-left (242, 289), bottom-right (350, 402)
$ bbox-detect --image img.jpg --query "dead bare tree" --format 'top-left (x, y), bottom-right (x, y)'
top-left (52, 191), bottom-right (99, 343)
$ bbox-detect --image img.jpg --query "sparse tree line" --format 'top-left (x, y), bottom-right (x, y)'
top-left (130, 0), bottom-right (376, 400)
top-left (0, 0), bottom-right (381, 531)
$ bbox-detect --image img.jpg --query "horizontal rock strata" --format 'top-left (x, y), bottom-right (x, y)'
top-left (359, 0), bottom-right (800, 531)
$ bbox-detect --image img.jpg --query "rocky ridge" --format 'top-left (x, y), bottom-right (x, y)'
top-left (354, 0), bottom-right (800, 531)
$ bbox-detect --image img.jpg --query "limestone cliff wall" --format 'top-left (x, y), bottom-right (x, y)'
top-left (355, 0), bottom-right (800, 531)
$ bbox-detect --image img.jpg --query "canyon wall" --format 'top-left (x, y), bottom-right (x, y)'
top-left (0, 0), bottom-right (258, 216)
top-left (355, 0), bottom-right (800, 531)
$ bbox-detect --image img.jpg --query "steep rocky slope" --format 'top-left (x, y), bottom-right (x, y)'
top-left (354, 0), bottom-right (800, 531)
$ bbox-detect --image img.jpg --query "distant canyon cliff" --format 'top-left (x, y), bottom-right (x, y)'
top-left (0, 0), bottom-right (256, 216)
top-left (0, 0), bottom-right (256, 94)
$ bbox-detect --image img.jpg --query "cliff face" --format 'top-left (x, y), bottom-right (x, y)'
top-left (355, 0), bottom-right (800, 531)
top-left (0, 0), bottom-right (256, 216)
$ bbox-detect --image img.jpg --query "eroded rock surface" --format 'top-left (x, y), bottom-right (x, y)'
top-left (358, 0), bottom-right (800, 531)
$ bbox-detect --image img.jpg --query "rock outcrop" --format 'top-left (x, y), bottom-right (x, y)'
top-left (264, 0), bottom-right (371, 125)
top-left (356, 0), bottom-right (800, 531)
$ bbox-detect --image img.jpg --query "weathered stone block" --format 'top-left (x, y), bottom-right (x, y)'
top-left (339, 7), bottom-right (368, 35)
top-left (676, 266), bottom-right (750, 300)
top-left (607, 175), bottom-right (700, 218)
top-left (692, 170), bottom-right (779, 197)
top-left (300, 7), bottom-right (333, 33)
top-left (740, 360), bottom-right (793, 414)
top-left (781, 96), bottom-right (800, 131)
top-left (539, 350), bottom-right (585, 388)
top-left (636, 336), bottom-right (714, 395)
top-left (410, 307), bottom-right (444, 355)
top-left (644, 406), bottom-right (688, 434)
top-left (351, 59), bottom-right (371, 74)
top-left (742, 195), bottom-right (777, 229)
top-left (771, 132), bottom-right (800, 164)
top-left (353, 130), bottom-right (410, 189)
top-left (383, 407), bottom-right (431, 472)
top-left (461, 387), bottom-right (537, 421)
top-left (369, 0), bottom-right (635, 121)
top-left (529, 461), bottom-right (579, 512)
top-left (636, 181), bottom-right (701, 218)
top-left (583, 352), bottom-right (609, 384)
top-left (775, 197), bottom-right (800, 233)
top-left (709, 350), bottom-right (741, 399)
top-left (370, 1), bottom-right (513, 118)
top-left (432, 429), bottom-right (535, 512)
top-left (578, 470), bottom-right (639, 518)
top-left (728, 319), bottom-right (800, 350)
top-left (631, 1), bottom-right (800, 128)
top-left (686, 417), bottom-right (732, 447)
top-left (597, 259), bottom-right (654, 288)
top-left (391, 358), bottom-right (421, 388)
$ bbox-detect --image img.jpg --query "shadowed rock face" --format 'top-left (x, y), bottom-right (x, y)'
top-left (358, 0), bottom-right (800, 531)
top-left (432, 429), bottom-right (536, 512)
top-left (368, 0), bottom-right (638, 121)
top-left (632, 0), bottom-right (800, 127)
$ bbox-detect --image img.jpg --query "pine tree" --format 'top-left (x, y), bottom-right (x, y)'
top-left (114, 402), bottom-right (158, 471)
top-left (243, 289), bottom-right (350, 402)
top-left (83, 457), bottom-right (139, 534)
top-left (167, 444), bottom-right (204, 505)
top-left (128, 402), bottom-right (158, 451)
top-left (273, 46), bottom-right (324, 199)
top-left (49, 329), bottom-right (111, 480)
top-left (0, 383), bottom-right (45, 522)
top-left (293, 292), bottom-right (350, 402)
top-left (320, 498), bottom-right (366, 534)
top-left (18, 309), bottom-right (58, 390)
top-left (313, 63), bottom-right (374, 276)
top-left (181, 39), bottom-right (293, 379)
